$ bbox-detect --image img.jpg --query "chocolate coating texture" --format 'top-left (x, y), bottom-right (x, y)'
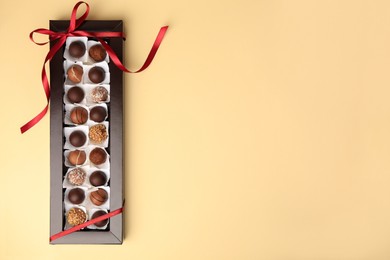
top-left (88, 66), bottom-right (105, 83)
top-left (90, 188), bottom-right (108, 206)
top-left (67, 65), bottom-right (83, 83)
top-left (89, 44), bottom-right (107, 62)
top-left (67, 86), bottom-right (85, 104)
top-left (89, 171), bottom-right (107, 187)
top-left (89, 106), bottom-right (107, 122)
top-left (67, 168), bottom-right (86, 186)
top-left (91, 210), bottom-right (108, 227)
top-left (89, 124), bottom-right (108, 143)
top-left (70, 107), bottom-right (88, 124)
top-left (68, 150), bottom-right (86, 166)
top-left (91, 86), bottom-right (108, 103)
top-left (69, 130), bottom-right (86, 147)
top-left (89, 147), bottom-right (107, 165)
top-left (67, 207), bottom-right (86, 226)
top-left (69, 41), bottom-right (86, 58)
top-left (68, 188), bottom-right (85, 204)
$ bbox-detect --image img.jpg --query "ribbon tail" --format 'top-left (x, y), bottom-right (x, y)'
top-left (20, 105), bottom-right (49, 134)
top-left (100, 26), bottom-right (168, 73)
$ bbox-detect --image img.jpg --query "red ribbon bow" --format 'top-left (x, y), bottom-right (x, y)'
top-left (20, 1), bottom-right (168, 133)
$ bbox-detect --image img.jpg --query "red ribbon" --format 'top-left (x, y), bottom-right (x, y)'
top-left (20, 1), bottom-right (168, 133)
top-left (50, 205), bottom-right (124, 242)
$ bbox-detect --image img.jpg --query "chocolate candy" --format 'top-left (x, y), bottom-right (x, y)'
top-left (91, 210), bottom-right (108, 227)
top-left (69, 130), bottom-right (86, 147)
top-left (89, 44), bottom-right (107, 62)
top-left (90, 188), bottom-right (108, 206)
top-left (67, 86), bottom-right (85, 104)
top-left (68, 188), bottom-right (85, 204)
top-left (89, 171), bottom-right (107, 187)
top-left (68, 150), bottom-right (86, 166)
top-left (67, 207), bottom-right (87, 226)
top-left (91, 86), bottom-right (108, 103)
top-left (67, 64), bottom-right (83, 83)
top-left (89, 147), bottom-right (107, 165)
top-left (69, 41), bottom-right (86, 58)
top-left (89, 124), bottom-right (108, 143)
top-left (70, 107), bottom-right (88, 124)
top-left (89, 106), bottom-right (107, 122)
top-left (67, 168), bottom-right (86, 186)
top-left (88, 66), bottom-right (105, 83)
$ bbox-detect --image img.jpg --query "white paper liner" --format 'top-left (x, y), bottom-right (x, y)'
top-left (85, 84), bottom-right (111, 104)
top-left (64, 60), bottom-right (85, 85)
top-left (87, 208), bottom-right (109, 230)
top-left (83, 61), bottom-right (110, 84)
top-left (86, 145), bottom-right (110, 169)
top-left (64, 125), bottom-right (89, 149)
top-left (64, 149), bottom-right (89, 168)
top-left (85, 186), bottom-right (110, 210)
top-left (64, 205), bottom-right (88, 230)
top-left (63, 166), bottom-right (90, 188)
top-left (87, 121), bottom-right (109, 148)
top-left (64, 104), bottom-right (90, 126)
top-left (63, 84), bottom-right (87, 105)
top-left (88, 103), bottom-right (108, 123)
top-left (64, 187), bottom-right (88, 210)
top-left (86, 40), bottom-right (110, 64)
top-left (64, 37), bottom-right (89, 63)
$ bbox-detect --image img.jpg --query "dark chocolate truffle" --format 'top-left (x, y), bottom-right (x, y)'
top-left (68, 188), bottom-right (85, 204)
top-left (88, 66), bottom-right (105, 83)
top-left (89, 171), bottom-right (107, 186)
top-left (67, 64), bottom-right (83, 83)
top-left (70, 107), bottom-right (88, 124)
top-left (89, 124), bottom-right (108, 143)
top-left (91, 210), bottom-right (108, 227)
top-left (67, 86), bottom-right (85, 103)
top-left (68, 150), bottom-right (86, 166)
top-left (67, 168), bottom-right (86, 186)
top-left (89, 106), bottom-right (107, 122)
top-left (69, 41), bottom-right (86, 58)
top-left (89, 44), bottom-right (107, 62)
top-left (90, 188), bottom-right (108, 206)
top-left (69, 130), bottom-right (87, 147)
top-left (91, 86), bottom-right (108, 103)
top-left (89, 147), bottom-right (107, 165)
top-left (67, 207), bottom-right (87, 226)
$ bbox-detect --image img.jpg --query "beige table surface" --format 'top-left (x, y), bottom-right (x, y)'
top-left (1, 0), bottom-right (390, 259)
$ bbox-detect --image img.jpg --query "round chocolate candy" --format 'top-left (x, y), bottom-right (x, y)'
top-left (88, 66), bottom-right (105, 83)
top-left (67, 168), bottom-right (86, 186)
top-left (70, 107), bottom-right (88, 124)
top-left (91, 210), bottom-right (108, 227)
top-left (67, 207), bottom-right (87, 226)
top-left (89, 106), bottom-right (107, 123)
top-left (90, 188), bottom-right (108, 206)
top-left (89, 147), bottom-right (107, 165)
top-left (91, 86), bottom-right (108, 103)
top-left (67, 64), bottom-right (83, 83)
top-left (69, 130), bottom-right (87, 147)
top-left (89, 171), bottom-right (107, 187)
top-left (68, 150), bottom-right (86, 166)
top-left (89, 124), bottom-right (107, 143)
top-left (67, 86), bottom-right (85, 104)
top-left (68, 188), bottom-right (85, 204)
top-left (89, 44), bottom-right (107, 62)
top-left (69, 41), bottom-right (86, 58)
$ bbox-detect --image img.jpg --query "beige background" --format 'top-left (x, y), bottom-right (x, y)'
top-left (1, 0), bottom-right (390, 259)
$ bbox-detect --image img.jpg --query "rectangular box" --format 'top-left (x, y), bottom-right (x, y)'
top-left (50, 20), bottom-right (123, 244)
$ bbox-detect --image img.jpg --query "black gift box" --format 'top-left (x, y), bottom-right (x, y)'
top-left (49, 20), bottom-right (124, 244)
